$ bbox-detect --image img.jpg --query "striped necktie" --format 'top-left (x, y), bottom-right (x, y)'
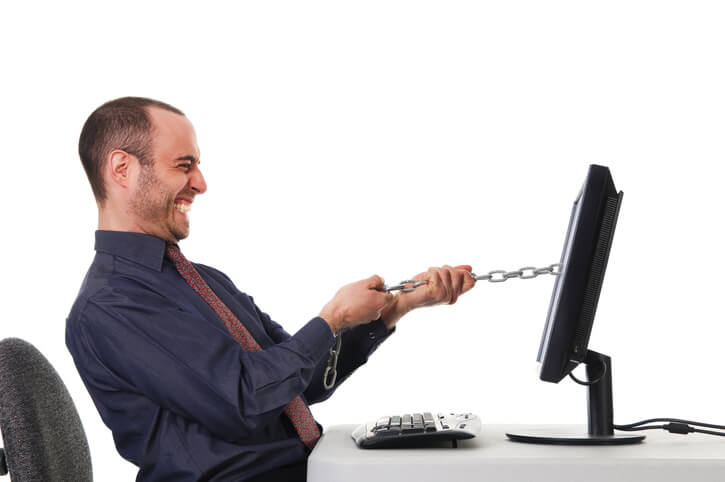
top-left (166, 244), bottom-right (322, 449)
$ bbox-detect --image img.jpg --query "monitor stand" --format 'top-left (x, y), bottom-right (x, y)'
top-left (506, 350), bottom-right (645, 445)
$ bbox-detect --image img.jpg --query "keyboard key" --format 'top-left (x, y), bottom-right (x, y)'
top-left (374, 417), bottom-right (390, 431)
top-left (402, 414), bottom-right (413, 429)
top-left (383, 419), bottom-right (401, 435)
top-left (411, 413), bottom-right (425, 433)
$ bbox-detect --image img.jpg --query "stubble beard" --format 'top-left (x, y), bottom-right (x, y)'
top-left (130, 165), bottom-right (189, 242)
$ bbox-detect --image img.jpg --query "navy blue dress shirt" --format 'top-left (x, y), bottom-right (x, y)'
top-left (66, 231), bottom-right (394, 481)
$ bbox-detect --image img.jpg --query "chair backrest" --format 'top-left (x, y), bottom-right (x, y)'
top-left (0, 338), bottom-right (92, 481)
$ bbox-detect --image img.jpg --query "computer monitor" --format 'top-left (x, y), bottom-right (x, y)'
top-left (507, 164), bottom-right (644, 445)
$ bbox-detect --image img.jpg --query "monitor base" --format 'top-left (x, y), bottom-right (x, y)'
top-left (506, 431), bottom-right (645, 445)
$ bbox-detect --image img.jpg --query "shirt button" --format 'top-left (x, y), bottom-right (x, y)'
top-left (369, 332), bottom-right (376, 340)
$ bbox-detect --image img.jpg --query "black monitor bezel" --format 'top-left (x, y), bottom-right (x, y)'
top-left (537, 165), bottom-right (623, 383)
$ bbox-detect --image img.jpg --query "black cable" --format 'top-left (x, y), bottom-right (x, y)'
top-left (568, 358), bottom-right (607, 386)
top-left (615, 417), bottom-right (725, 431)
top-left (693, 428), bottom-right (725, 437)
top-left (614, 419), bottom-right (725, 437)
top-left (615, 424), bottom-right (666, 431)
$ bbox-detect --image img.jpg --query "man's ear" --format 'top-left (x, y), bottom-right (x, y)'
top-left (107, 150), bottom-right (134, 189)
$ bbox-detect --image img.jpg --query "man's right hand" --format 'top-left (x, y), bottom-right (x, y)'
top-left (319, 275), bottom-right (395, 333)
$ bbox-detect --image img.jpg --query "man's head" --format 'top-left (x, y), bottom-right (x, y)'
top-left (79, 97), bottom-right (206, 243)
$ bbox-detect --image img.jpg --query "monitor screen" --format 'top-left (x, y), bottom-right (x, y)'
top-left (536, 164), bottom-right (623, 383)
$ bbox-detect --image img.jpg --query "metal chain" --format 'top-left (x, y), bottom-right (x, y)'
top-left (470, 263), bottom-right (561, 283)
top-left (384, 263), bottom-right (562, 292)
top-left (323, 261), bottom-right (561, 390)
top-left (323, 332), bottom-right (342, 390)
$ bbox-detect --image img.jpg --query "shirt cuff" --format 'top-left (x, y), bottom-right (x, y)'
top-left (370, 317), bottom-right (395, 340)
top-left (343, 317), bottom-right (395, 362)
top-left (292, 316), bottom-right (336, 362)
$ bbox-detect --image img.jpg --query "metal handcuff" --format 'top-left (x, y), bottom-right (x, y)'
top-left (322, 263), bottom-right (561, 390)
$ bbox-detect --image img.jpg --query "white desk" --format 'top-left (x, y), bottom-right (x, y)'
top-left (308, 424), bottom-right (725, 482)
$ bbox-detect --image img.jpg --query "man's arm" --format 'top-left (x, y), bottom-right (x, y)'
top-left (198, 265), bottom-right (401, 403)
top-left (203, 264), bottom-right (474, 406)
top-left (258, 266), bottom-right (476, 403)
top-left (250, 299), bottom-right (397, 403)
top-left (68, 282), bottom-right (335, 443)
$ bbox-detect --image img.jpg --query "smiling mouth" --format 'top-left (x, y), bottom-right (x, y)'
top-left (174, 203), bottom-right (191, 213)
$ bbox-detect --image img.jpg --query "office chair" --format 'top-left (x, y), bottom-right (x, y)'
top-left (0, 337), bottom-right (92, 481)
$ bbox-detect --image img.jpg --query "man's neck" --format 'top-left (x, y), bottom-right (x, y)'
top-left (98, 205), bottom-right (146, 235)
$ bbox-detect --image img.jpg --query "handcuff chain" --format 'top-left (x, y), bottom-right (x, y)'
top-left (323, 331), bottom-right (342, 390)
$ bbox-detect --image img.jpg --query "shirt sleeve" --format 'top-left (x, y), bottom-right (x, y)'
top-left (70, 282), bottom-right (335, 443)
top-left (251, 303), bottom-right (396, 404)
top-left (179, 264), bottom-right (395, 405)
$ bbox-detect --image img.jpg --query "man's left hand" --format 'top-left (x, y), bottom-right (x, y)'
top-left (378, 264), bottom-right (476, 330)
top-left (398, 264), bottom-right (476, 312)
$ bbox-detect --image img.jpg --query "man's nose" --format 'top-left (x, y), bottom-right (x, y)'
top-left (189, 167), bottom-right (207, 194)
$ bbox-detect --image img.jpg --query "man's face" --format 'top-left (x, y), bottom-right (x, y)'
top-left (129, 107), bottom-right (206, 243)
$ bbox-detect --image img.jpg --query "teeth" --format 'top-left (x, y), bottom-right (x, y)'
top-left (174, 203), bottom-right (191, 213)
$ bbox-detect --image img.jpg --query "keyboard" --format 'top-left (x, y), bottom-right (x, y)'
top-left (351, 412), bottom-right (481, 449)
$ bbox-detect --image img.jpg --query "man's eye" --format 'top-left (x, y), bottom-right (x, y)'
top-left (178, 164), bottom-right (191, 171)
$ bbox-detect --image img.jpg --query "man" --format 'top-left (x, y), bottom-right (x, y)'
top-left (66, 97), bottom-right (475, 481)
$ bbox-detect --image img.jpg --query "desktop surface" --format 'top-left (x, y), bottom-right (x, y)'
top-left (308, 424), bottom-right (725, 482)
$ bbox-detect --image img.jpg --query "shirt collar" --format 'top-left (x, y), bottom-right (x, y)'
top-left (94, 230), bottom-right (168, 272)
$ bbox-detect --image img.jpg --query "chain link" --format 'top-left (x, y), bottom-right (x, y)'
top-left (384, 279), bottom-right (429, 293)
top-left (323, 332), bottom-right (342, 390)
top-left (324, 261), bottom-right (562, 390)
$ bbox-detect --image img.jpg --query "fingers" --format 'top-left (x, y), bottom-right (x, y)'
top-left (446, 265), bottom-right (464, 305)
top-left (440, 265), bottom-right (458, 305)
top-left (462, 271), bottom-right (476, 293)
top-left (367, 274), bottom-right (394, 307)
top-left (437, 264), bottom-right (476, 303)
top-left (367, 274), bottom-right (385, 290)
top-left (439, 266), bottom-right (453, 299)
top-left (424, 268), bottom-right (445, 305)
top-left (452, 266), bottom-right (476, 297)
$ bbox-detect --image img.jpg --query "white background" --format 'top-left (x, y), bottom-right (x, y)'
top-left (2, 1), bottom-right (725, 479)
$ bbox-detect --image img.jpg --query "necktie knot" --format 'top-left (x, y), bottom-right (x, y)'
top-left (166, 244), bottom-right (183, 262)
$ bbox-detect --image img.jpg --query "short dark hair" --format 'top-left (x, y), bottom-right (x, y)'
top-left (78, 96), bottom-right (185, 203)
